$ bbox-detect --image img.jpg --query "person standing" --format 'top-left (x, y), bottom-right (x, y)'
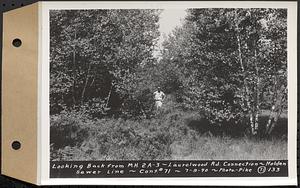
top-left (153, 87), bottom-right (166, 111)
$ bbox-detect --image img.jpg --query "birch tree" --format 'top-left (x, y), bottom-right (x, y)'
top-left (160, 8), bottom-right (287, 135)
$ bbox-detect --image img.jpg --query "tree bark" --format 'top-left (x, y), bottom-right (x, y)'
top-left (234, 10), bottom-right (256, 135)
top-left (265, 76), bottom-right (278, 132)
top-left (89, 76), bottom-right (95, 87)
top-left (72, 29), bottom-right (77, 107)
top-left (254, 48), bottom-right (260, 134)
top-left (105, 84), bottom-right (113, 109)
top-left (266, 87), bottom-right (287, 134)
top-left (81, 62), bottom-right (92, 104)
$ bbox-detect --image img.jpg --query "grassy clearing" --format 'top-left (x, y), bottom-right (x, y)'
top-left (50, 109), bottom-right (287, 161)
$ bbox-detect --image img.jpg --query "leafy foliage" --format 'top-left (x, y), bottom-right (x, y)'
top-left (159, 8), bottom-right (287, 135)
top-left (50, 9), bottom-right (160, 118)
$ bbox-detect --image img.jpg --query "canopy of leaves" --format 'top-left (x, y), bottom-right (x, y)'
top-left (50, 9), bottom-right (161, 118)
top-left (159, 8), bottom-right (287, 126)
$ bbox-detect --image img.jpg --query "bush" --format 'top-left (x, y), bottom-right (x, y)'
top-left (50, 109), bottom-right (201, 161)
top-left (50, 108), bottom-right (287, 161)
top-left (50, 110), bottom-right (91, 150)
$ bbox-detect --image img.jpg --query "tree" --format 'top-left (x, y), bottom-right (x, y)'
top-left (50, 9), bottom-right (161, 118)
top-left (160, 8), bottom-right (287, 135)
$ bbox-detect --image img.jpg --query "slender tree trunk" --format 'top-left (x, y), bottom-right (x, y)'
top-left (89, 76), bottom-right (95, 87)
top-left (267, 106), bottom-right (282, 135)
top-left (265, 77), bottom-right (278, 131)
top-left (72, 30), bottom-right (77, 107)
top-left (254, 48), bottom-right (260, 134)
top-left (105, 84), bottom-right (113, 108)
top-left (254, 100), bottom-right (259, 134)
top-left (266, 87), bottom-right (287, 134)
top-left (249, 114), bottom-right (256, 135)
top-left (234, 10), bottom-right (256, 135)
top-left (81, 62), bottom-right (92, 104)
top-left (266, 105), bottom-right (275, 130)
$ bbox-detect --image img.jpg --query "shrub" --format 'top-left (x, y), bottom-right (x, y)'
top-left (50, 108), bottom-right (287, 161)
top-left (50, 110), bottom-right (91, 149)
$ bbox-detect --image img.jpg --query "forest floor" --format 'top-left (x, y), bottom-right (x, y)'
top-left (50, 95), bottom-right (288, 161)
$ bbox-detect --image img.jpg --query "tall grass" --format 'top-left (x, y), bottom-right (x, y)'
top-left (50, 110), bottom-right (287, 161)
top-left (171, 135), bottom-right (287, 160)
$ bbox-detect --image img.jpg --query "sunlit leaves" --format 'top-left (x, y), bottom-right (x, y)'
top-left (50, 9), bottom-right (160, 117)
top-left (160, 8), bottom-right (287, 129)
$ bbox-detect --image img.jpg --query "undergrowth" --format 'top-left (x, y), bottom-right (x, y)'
top-left (50, 110), bottom-right (287, 161)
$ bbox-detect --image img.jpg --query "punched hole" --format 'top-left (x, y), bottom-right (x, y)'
top-left (12, 141), bottom-right (21, 150)
top-left (12, 38), bottom-right (22, 47)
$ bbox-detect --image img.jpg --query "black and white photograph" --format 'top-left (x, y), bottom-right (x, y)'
top-left (48, 5), bottom-right (291, 179)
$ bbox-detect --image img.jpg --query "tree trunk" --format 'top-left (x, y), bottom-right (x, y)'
top-left (80, 62), bottom-right (92, 104)
top-left (254, 48), bottom-right (260, 134)
top-left (72, 30), bottom-right (77, 107)
top-left (265, 76), bottom-right (279, 131)
top-left (266, 105), bottom-right (275, 131)
top-left (267, 106), bottom-right (283, 135)
top-left (249, 113), bottom-right (256, 135)
top-left (266, 87), bottom-right (287, 134)
top-left (234, 10), bottom-right (256, 135)
top-left (265, 76), bottom-right (279, 132)
top-left (89, 76), bottom-right (95, 87)
top-left (105, 84), bottom-right (113, 109)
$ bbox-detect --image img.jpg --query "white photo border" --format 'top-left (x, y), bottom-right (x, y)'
top-left (39, 1), bottom-right (297, 186)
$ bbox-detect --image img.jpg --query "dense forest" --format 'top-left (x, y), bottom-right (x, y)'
top-left (50, 8), bottom-right (287, 161)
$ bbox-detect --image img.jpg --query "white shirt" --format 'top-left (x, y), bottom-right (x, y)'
top-left (154, 91), bottom-right (165, 101)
